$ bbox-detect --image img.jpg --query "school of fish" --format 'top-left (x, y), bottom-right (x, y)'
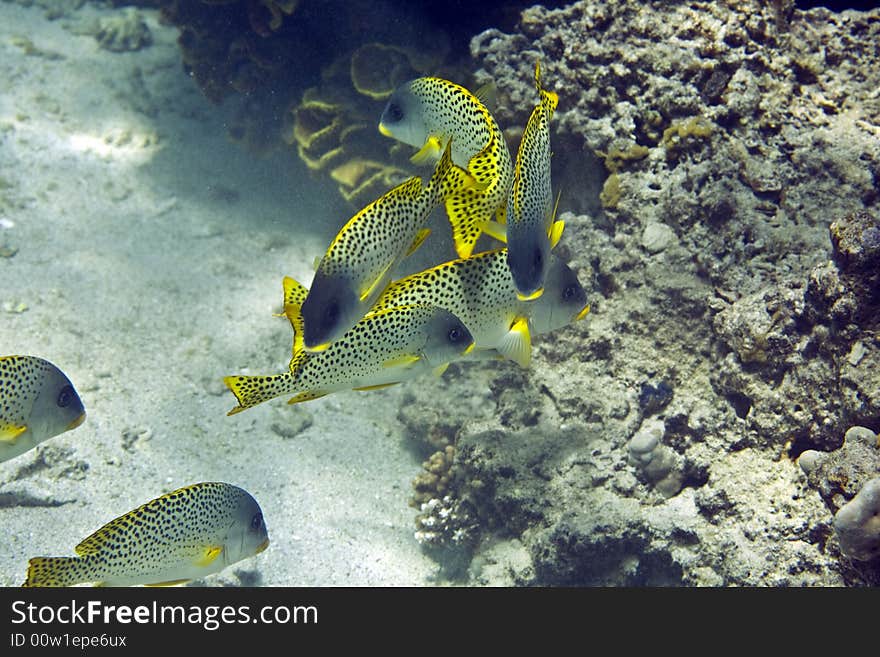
top-left (3, 60), bottom-right (588, 587)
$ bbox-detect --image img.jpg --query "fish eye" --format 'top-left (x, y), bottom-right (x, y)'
top-left (448, 327), bottom-right (462, 343)
top-left (250, 513), bottom-right (263, 531)
top-left (563, 284), bottom-right (577, 300)
top-left (533, 249), bottom-right (543, 269)
top-left (386, 102), bottom-right (404, 123)
top-left (57, 385), bottom-right (74, 408)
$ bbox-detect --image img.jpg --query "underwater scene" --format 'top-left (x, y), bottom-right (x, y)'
top-left (0, 0), bottom-right (878, 587)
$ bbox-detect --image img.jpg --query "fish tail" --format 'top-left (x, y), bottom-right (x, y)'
top-left (535, 60), bottom-right (558, 115)
top-left (23, 556), bottom-right (88, 587)
top-left (445, 188), bottom-right (506, 258)
top-left (223, 371), bottom-right (300, 415)
top-left (430, 139), bottom-right (476, 204)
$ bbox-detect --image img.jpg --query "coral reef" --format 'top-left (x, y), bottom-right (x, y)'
top-left (394, 0), bottom-right (880, 585)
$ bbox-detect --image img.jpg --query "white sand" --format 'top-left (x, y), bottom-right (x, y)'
top-left (0, 2), bottom-right (443, 586)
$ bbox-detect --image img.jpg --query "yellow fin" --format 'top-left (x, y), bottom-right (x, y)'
top-left (549, 220), bottom-right (565, 248)
top-left (433, 363), bottom-right (449, 377)
top-left (195, 546), bottom-right (223, 568)
top-left (383, 354), bottom-right (420, 368)
top-left (576, 304), bottom-right (591, 321)
top-left (497, 317), bottom-right (532, 368)
top-left (517, 288), bottom-right (544, 301)
top-left (406, 228), bottom-right (431, 257)
top-left (411, 135), bottom-right (444, 165)
top-left (0, 425), bottom-right (27, 443)
top-left (287, 391), bottom-right (327, 405)
top-left (282, 276), bottom-right (308, 310)
top-left (359, 260), bottom-right (395, 302)
top-left (145, 579), bottom-right (190, 587)
top-left (353, 382), bottom-right (400, 391)
top-left (478, 219), bottom-right (507, 244)
top-left (285, 304), bottom-right (306, 354)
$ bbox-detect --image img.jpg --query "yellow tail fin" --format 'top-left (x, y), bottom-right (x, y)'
top-left (224, 372), bottom-right (299, 415)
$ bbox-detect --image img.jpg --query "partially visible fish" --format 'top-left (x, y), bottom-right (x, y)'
top-left (23, 482), bottom-right (269, 587)
top-left (300, 140), bottom-right (469, 352)
top-left (0, 355), bottom-right (85, 464)
top-left (368, 249), bottom-right (589, 368)
top-left (379, 76), bottom-right (513, 259)
top-left (225, 303), bottom-right (474, 413)
top-left (503, 60), bottom-right (564, 300)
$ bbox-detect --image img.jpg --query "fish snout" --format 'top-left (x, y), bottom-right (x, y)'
top-left (67, 412), bottom-right (86, 431)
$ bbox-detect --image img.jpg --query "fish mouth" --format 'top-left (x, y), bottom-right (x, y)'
top-left (256, 538), bottom-right (270, 554)
top-left (67, 412), bottom-right (86, 431)
top-left (576, 304), bottom-right (591, 321)
top-left (516, 288), bottom-right (544, 301)
top-left (378, 122), bottom-right (392, 137)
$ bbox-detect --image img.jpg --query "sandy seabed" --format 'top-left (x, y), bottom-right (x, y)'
top-left (0, 2), bottom-right (448, 587)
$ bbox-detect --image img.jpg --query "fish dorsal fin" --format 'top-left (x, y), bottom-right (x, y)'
top-left (477, 219), bottom-right (507, 244)
top-left (549, 220), bottom-right (565, 249)
top-left (359, 259), bottom-right (396, 302)
top-left (287, 390), bottom-right (326, 405)
top-left (75, 498), bottom-right (155, 556)
top-left (383, 353), bottom-right (420, 369)
top-left (286, 304), bottom-right (306, 354)
top-left (282, 276), bottom-right (308, 310)
top-left (0, 425), bottom-right (27, 443)
top-left (411, 135), bottom-right (444, 165)
top-left (406, 228), bottom-right (432, 257)
top-left (497, 317), bottom-right (532, 368)
top-left (195, 546), bottom-right (223, 568)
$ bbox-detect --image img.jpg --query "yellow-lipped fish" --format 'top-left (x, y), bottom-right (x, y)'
top-left (300, 140), bottom-right (469, 352)
top-left (0, 355), bottom-right (85, 464)
top-left (504, 61), bottom-right (564, 301)
top-left (368, 249), bottom-right (589, 368)
top-left (225, 304), bottom-right (474, 413)
top-left (23, 482), bottom-right (269, 587)
top-left (379, 76), bottom-right (513, 259)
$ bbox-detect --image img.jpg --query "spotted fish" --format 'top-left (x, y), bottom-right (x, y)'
top-left (225, 303), bottom-right (474, 413)
top-left (379, 76), bottom-right (513, 259)
top-left (23, 482), bottom-right (269, 587)
top-left (0, 355), bottom-right (85, 464)
top-left (503, 60), bottom-right (564, 300)
top-left (300, 140), bottom-right (469, 352)
top-left (368, 249), bottom-right (589, 368)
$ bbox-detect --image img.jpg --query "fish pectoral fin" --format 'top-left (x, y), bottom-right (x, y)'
top-left (353, 382), bottom-right (400, 391)
top-left (195, 546), bottom-right (223, 568)
top-left (145, 579), bottom-right (191, 588)
top-left (383, 354), bottom-right (421, 369)
top-left (406, 228), bottom-right (432, 257)
top-left (474, 81), bottom-right (498, 112)
top-left (477, 219), bottom-right (507, 244)
top-left (411, 136), bottom-right (445, 165)
top-left (497, 317), bottom-right (532, 368)
top-left (549, 220), bottom-right (565, 248)
top-left (359, 260), bottom-right (396, 302)
top-left (0, 424), bottom-right (27, 443)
